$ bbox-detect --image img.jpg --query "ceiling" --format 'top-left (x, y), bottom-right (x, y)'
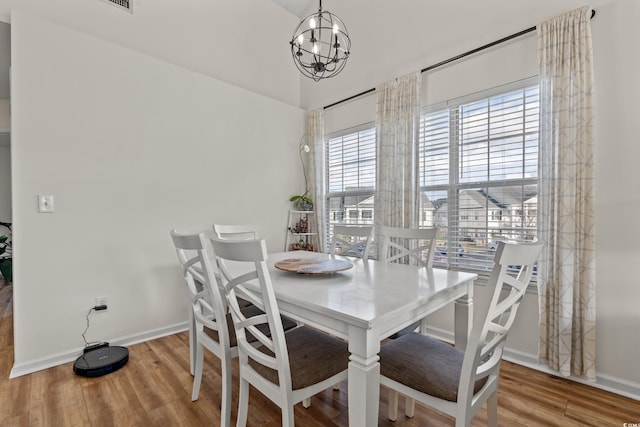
top-left (0, 1), bottom-right (312, 102)
top-left (271, 0), bottom-right (314, 18)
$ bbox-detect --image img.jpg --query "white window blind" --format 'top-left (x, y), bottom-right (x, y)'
top-left (326, 126), bottom-right (376, 250)
top-left (419, 79), bottom-right (539, 273)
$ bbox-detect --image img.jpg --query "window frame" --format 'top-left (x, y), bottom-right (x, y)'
top-left (419, 77), bottom-right (540, 285)
top-left (325, 123), bottom-right (377, 250)
top-left (321, 78), bottom-right (540, 288)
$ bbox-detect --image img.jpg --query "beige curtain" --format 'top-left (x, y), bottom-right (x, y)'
top-left (374, 71), bottom-right (421, 237)
top-left (537, 6), bottom-right (596, 380)
top-left (307, 110), bottom-right (327, 252)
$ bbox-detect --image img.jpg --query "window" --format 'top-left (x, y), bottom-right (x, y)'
top-left (419, 79), bottom-right (539, 272)
top-left (326, 126), bottom-right (376, 249)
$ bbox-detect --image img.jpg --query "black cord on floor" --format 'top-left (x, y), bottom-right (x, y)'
top-left (81, 307), bottom-right (103, 348)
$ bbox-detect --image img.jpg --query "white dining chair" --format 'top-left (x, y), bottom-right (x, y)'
top-left (170, 230), bottom-right (237, 427)
top-left (172, 226), bottom-right (261, 376)
top-left (379, 225), bottom-right (438, 268)
top-left (213, 222), bottom-right (321, 407)
top-left (379, 240), bottom-right (542, 426)
top-left (330, 224), bottom-right (374, 261)
top-left (210, 237), bottom-right (350, 427)
top-left (213, 223), bottom-right (261, 240)
top-left (170, 230), bottom-right (207, 376)
top-left (170, 230), bottom-right (296, 427)
top-left (379, 226), bottom-right (438, 338)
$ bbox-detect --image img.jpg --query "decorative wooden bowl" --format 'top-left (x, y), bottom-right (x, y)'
top-left (274, 258), bottom-right (353, 274)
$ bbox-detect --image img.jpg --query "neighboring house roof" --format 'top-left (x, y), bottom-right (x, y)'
top-left (329, 187), bottom-right (537, 211)
top-left (483, 185), bottom-right (537, 207)
top-left (420, 192), bottom-right (437, 210)
top-left (459, 190), bottom-right (502, 211)
top-left (358, 195), bottom-right (374, 207)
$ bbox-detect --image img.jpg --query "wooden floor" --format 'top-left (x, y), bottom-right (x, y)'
top-left (1, 279), bottom-right (638, 426)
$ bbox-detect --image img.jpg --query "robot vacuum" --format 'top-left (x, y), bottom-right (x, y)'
top-left (73, 344), bottom-right (129, 377)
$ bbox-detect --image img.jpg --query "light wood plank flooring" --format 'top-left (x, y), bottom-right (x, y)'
top-left (1, 279), bottom-right (638, 426)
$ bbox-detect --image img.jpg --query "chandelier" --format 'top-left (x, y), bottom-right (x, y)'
top-left (289, 0), bottom-right (351, 81)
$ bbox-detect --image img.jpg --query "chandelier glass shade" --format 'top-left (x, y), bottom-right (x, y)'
top-left (289, 0), bottom-right (351, 81)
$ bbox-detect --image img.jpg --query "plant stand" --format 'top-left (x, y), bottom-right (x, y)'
top-left (285, 210), bottom-right (318, 252)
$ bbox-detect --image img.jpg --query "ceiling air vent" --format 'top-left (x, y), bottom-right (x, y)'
top-left (100, 0), bottom-right (133, 13)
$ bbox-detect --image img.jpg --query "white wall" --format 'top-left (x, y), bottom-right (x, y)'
top-left (324, 35), bottom-right (539, 135)
top-left (590, 0), bottom-right (640, 392)
top-left (0, 99), bottom-right (9, 130)
top-left (322, 0), bottom-right (640, 399)
top-left (0, 21), bottom-right (9, 100)
top-left (10, 10), bottom-right (303, 374)
top-left (0, 0), bottom-right (301, 107)
top-left (0, 21), bottom-right (12, 236)
top-left (0, 145), bottom-right (9, 221)
top-left (301, 0), bottom-right (618, 111)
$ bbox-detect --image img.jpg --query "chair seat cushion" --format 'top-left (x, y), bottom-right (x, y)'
top-left (249, 327), bottom-right (349, 390)
top-left (204, 305), bottom-right (297, 347)
top-left (379, 333), bottom-right (487, 402)
top-left (388, 321), bottom-right (420, 339)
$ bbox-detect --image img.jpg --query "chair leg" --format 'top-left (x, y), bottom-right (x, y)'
top-left (419, 317), bottom-right (428, 334)
top-left (236, 377), bottom-right (249, 427)
top-left (388, 388), bottom-right (398, 421)
top-left (221, 356), bottom-right (233, 427)
top-left (282, 404), bottom-right (295, 427)
top-left (487, 390), bottom-right (498, 427)
top-left (191, 344), bottom-right (204, 401)
top-left (302, 397), bottom-right (311, 408)
top-left (405, 396), bottom-right (415, 418)
top-left (189, 310), bottom-right (196, 376)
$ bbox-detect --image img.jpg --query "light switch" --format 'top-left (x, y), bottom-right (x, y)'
top-left (38, 195), bottom-right (55, 213)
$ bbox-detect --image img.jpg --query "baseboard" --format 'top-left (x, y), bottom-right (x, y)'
top-left (9, 321), bottom-right (189, 379)
top-left (425, 326), bottom-right (640, 401)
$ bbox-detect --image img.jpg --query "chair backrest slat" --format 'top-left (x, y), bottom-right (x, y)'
top-left (213, 224), bottom-right (261, 241)
top-left (379, 226), bottom-right (437, 267)
top-left (457, 240), bottom-right (542, 407)
top-left (212, 224), bottom-right (263, 287)
top-left (331, 225), bottom-right (374, 261)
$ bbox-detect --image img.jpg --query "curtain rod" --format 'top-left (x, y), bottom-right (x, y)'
top-left (323, 9), bottom-right (596, 110)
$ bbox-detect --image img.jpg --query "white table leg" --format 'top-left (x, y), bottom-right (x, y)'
top-left (348, 327), bottom-right (380, 427)
top-left (454, 281), bottom-right (474, 350)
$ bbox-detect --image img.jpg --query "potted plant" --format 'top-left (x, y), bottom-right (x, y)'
top-left (0, 222), bottom-right (11, 282)
top-left (289, 192), bottom-right (313, 211)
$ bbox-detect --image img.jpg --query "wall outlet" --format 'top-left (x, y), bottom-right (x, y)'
top-left (38, 194), bottom-right (55, 213)
top-left (95, 296), bottom-right (108, 311)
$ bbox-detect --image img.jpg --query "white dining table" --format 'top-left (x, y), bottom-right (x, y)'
top-left (229, 250), bottom-right (477, 427)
